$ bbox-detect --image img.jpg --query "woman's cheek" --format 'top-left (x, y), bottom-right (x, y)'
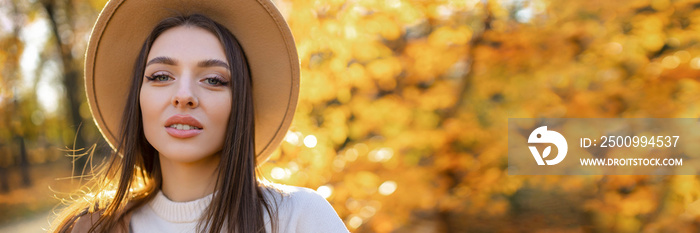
top-left (140, 86), bottom-right (165, 144)
top-left (208, 91), bottom-right (232, 149)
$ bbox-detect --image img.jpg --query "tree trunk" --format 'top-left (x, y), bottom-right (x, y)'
top-left (0, 166), bottom-right (9, 193)
top-left (17, 136), bottom-right (31, 187)
top-left (42, 0), bottom-right (89, 163)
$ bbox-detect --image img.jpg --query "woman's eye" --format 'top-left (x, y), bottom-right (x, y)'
top-left (204, 77), bottom-right (228, 86)
top-left (146, 74), bottom-right (172, 82)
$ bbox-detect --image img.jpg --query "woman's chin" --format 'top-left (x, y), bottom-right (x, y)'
top-left (156, 147), bottom-right (220, 164)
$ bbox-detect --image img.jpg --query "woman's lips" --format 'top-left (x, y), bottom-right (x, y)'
top-left (165, 127), bottom-right (202, 138)
top-left (164, 114), bottom-right (203, 139)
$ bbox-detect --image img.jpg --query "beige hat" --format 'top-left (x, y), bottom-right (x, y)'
top-left (85, 0), bottom-right (299, 164)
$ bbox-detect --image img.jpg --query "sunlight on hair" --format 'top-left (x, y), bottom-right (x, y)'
top-left (317, 185), bottom-right (333, 199)
top-left (378, 181), bottom-right (397, 196)
top-left (303, 135), bottom-right (317, 148)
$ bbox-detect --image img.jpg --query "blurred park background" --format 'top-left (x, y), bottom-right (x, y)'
top-left (4, 0), bottom-right (700, 232)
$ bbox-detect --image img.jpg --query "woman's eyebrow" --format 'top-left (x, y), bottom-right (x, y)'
top-left (198, 59), bottom-right (230, 70)
top-left (146, 56), bottom-right (178, 67)
top-left (145, 57), bottom-right (229, 70)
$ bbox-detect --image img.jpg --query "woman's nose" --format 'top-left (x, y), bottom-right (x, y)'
top-left (171, 81), bottom-right (199, 108)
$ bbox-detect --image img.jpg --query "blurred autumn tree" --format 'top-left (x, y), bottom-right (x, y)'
top-left (263, 0), bottom-right (700, 232)
top-left (6, 0), bottom-right (700, 232)
top-left (0, 0), bottom-right (106, 225)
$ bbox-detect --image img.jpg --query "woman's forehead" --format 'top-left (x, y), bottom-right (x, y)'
top-left (147, 26), bottom-right (228, 65)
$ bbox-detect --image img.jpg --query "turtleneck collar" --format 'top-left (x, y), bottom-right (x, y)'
top-left (148, 190), bottom-right (214, 223)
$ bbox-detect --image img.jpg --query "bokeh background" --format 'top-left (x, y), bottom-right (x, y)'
top-left (3, 0), bottom-right (700, 232)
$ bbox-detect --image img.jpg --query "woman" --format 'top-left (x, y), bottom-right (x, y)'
top-left (51, 0), bottom-right (348, 232)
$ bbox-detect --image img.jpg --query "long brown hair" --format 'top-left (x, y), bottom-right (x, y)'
top-left (52, 14), bottom-right (278, 233)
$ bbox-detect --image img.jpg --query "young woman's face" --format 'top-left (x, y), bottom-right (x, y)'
top-left (140, 26), bottom-right (232, 163)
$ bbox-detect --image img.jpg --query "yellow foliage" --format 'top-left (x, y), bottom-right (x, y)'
top-left (10, 0), bottom-right (700, 232)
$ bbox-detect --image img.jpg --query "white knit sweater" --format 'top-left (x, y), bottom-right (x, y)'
top-left (130, 184), bottom-right (349, 233)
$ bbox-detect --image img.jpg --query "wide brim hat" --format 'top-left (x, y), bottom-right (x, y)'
top-left (85, 0), bottom-right (299, 164)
